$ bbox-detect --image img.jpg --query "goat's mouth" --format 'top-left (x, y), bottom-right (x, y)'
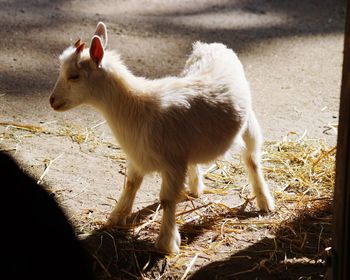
top-left (51, 102), bottom-right (67, 111)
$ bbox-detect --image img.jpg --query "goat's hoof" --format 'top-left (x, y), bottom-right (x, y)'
top-left (190, 191), bottom-right (200, 199)
top-left (105, 214), bottom-right (127, 228)
top-left (189, 182), bottom-right (206, 198)
top-left (256, 194), bottom-right (275, 212)
top-left (155, 230), bottom-right (181, 255)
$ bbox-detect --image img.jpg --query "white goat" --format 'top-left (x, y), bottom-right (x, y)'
top-left (50, 22), bottom-right (274, 254)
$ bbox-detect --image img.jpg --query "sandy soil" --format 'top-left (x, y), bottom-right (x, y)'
top-left (0, 0), bottom-right (344, 279)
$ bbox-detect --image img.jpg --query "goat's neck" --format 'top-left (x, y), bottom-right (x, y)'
top-left (89, 66), bottom-right (153, 139)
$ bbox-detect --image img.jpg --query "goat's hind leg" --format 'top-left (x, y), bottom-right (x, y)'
top-left (155, 167), bottom-right (186, 254)
top-left (106, 163), bottom-right (144, 227)
top-left (242, 111), bottom-right (274, 212)
top-left (187, 164), bottom-right (205, 198)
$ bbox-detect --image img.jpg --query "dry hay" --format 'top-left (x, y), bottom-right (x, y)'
top-left (0, 122), bottom-right (335, 279)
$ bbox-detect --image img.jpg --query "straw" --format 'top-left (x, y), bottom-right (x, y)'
top-left (0, 123), bottom-right (335, 279)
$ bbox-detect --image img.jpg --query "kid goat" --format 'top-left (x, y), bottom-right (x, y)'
top-left (50, 22), bottom-right (274, 254)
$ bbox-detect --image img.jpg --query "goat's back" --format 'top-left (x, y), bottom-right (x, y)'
top-left (143, 43), bottom-right (253, 167)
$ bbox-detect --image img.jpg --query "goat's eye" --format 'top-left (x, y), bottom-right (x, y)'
top-left (68, 74), bottom-right (80, 81)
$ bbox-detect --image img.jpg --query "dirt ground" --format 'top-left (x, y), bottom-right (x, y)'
top-left (0, 0), bottom-right (344, 279)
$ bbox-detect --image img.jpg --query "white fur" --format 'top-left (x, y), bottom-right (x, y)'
top-left (50, 22), bottom-right (274, 254)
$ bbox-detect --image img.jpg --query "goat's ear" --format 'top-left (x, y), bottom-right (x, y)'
top-left (94, 22), bottom-right (108, 48)
top-left (75, 42), bottom-right (85, 54)
top-left (90, 35), bottom-right (104, 67)
top-left (74, 39), bottom-right (82, 48)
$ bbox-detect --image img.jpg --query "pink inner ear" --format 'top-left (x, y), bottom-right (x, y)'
top-left (95, 25), bottom-right (104, 37)
top-left (90, 36), bottom-right (104, 65)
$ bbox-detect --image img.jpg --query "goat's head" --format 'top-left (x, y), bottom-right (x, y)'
top-left (50, 22), bottom-right (108, 111)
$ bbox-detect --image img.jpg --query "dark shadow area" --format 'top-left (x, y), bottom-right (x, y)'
top-left (133, 0), bottom-right (345, 54)
top-left (0, 149), bottom-right (332, 280)
top-left (80, 201), bottom-right (261, 279)
top-left (142, 0), bottom-right (344, 19)
top-left (80, 198), bottom-right (332, 279)
top-left (82, 229), bottom-right (166, 280)
top-left (189, 201), bottom-right (332, 280)
top-left (0, 0), bottom-right (98, 96)
top-left (81, 202), bottom-right (165, 279)
top-left (129, 202), bottom-right (161, 224)
top-left (0, 0), bottom-right (346, 96)
top-left (0, 151), bottom-right (95, 280)
top-left (0, 70), bottom-right (57, 96)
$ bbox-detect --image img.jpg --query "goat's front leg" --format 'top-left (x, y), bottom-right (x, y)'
top-left (106, 163), bottom-right (143, 227)
top-left (155, 168), bottom-right (186, 254)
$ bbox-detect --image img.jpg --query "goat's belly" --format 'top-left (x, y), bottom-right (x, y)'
top-left (186, 116), bottom-right (244, 164)
top-left (188, 135), bottom-right (235, 164)
top-left (121, 146), bottom-right (161, 174)
top-left (122, 135), bottom-right (236, 174)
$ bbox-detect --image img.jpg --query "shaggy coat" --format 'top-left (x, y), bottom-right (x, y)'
top-left (50, 22), bottom-right (274, 254)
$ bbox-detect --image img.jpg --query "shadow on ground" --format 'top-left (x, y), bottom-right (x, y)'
top-left (0, 0), bottom-right (345, 95)
top-left (82, 203), bottom-right (165, 280)
top-left (81, 200), bottom-right (332, 279)
top-left (189, 201), bottom-right (332, 279)
top-left (137, 0), bottom-right (345, 53)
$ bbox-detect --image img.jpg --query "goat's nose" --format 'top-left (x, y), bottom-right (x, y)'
top-left (49, 96), bottom-right (55, 106)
